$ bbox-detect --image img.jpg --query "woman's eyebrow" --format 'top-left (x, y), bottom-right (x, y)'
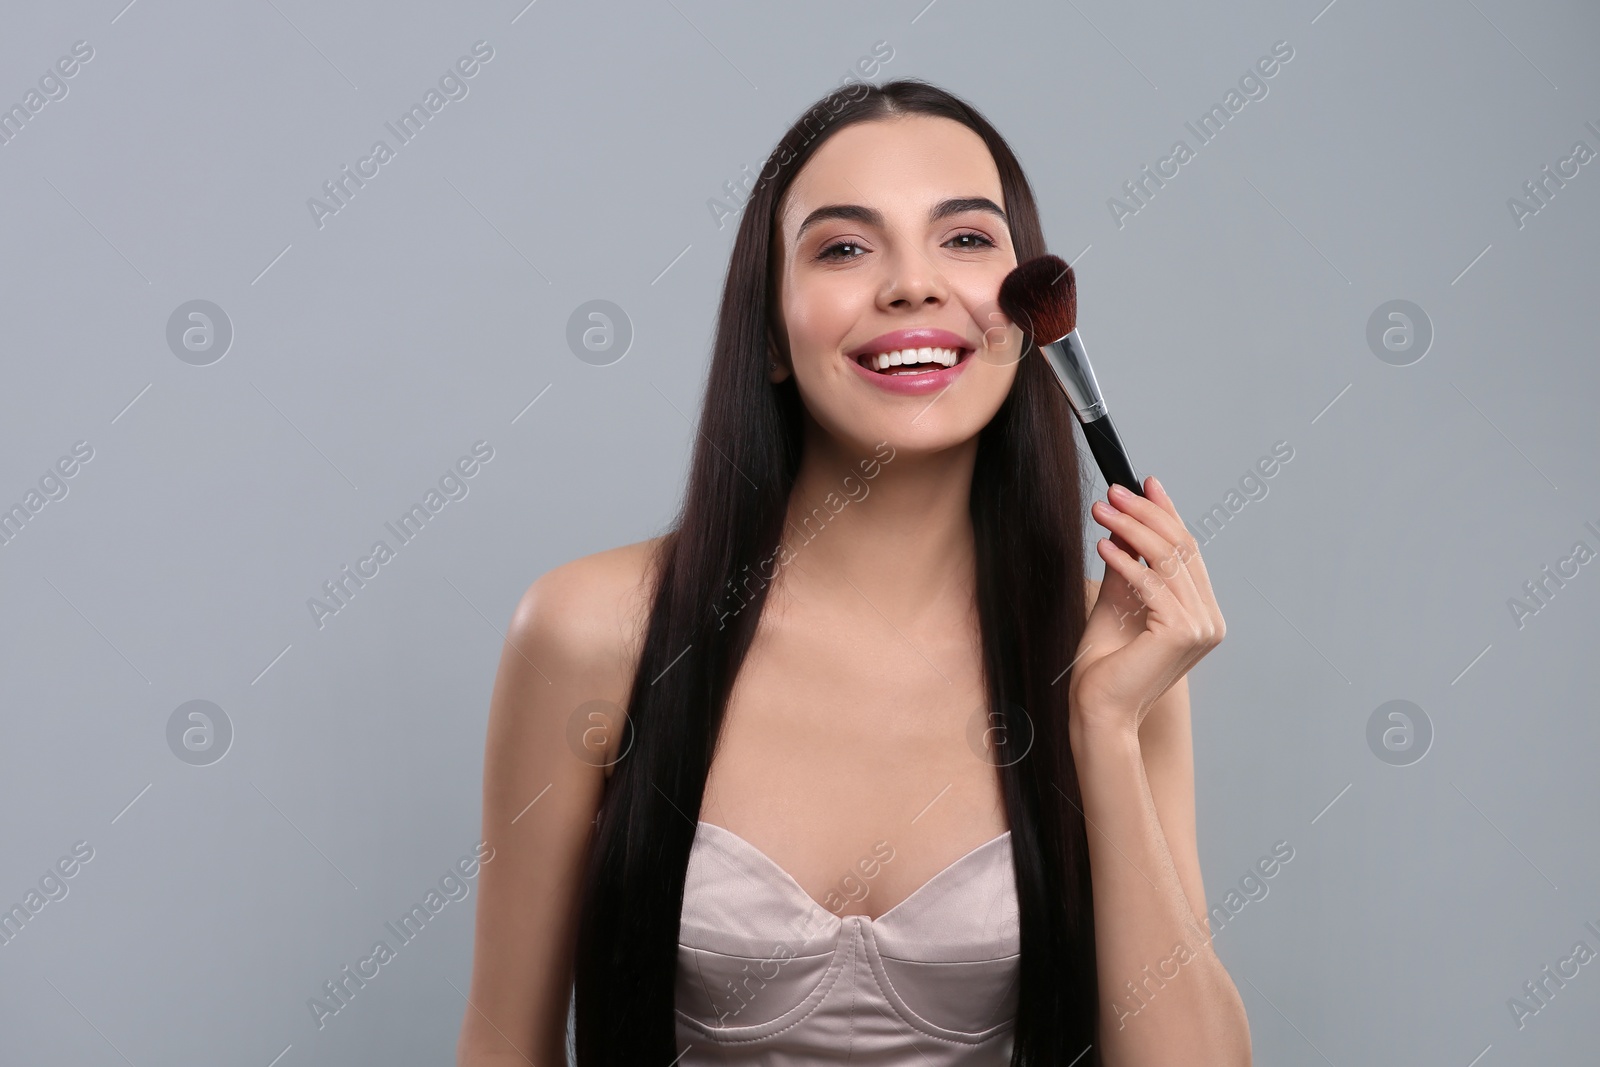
top-left (795, 196), bottom-right (1007, 240)
top-left (800, 203), bottom-right (889, 238)
top-left (931, 196), bottom-right (1007, 225)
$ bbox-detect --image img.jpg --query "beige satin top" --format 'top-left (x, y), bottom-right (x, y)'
top-left (675, 820), bottom-right (1021, 1065)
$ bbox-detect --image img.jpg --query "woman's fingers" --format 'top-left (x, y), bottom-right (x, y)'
top-left (1093, 536), bottom-right (1204, 673)
top-left (1093, 530), bottom-right (1183, 620)
top-left (1112, 483), bottom-right (1195, 571)
top-left (1115, 481), bottom-right (1212, 599)
top-left (1095, 535), bottom-right (1165, 612)
top-left (1080, 477), bottom-right (1227, 727)
top-left (1090, 494), bottom-right (1202, 615)
top-left (1142, 476), bottom-right (1224, 636)
top-left (1084, 536), bottom-right (1216, 726)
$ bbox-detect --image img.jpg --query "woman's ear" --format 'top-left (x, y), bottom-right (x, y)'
top-left (767, 325), bottom-right (792, 384)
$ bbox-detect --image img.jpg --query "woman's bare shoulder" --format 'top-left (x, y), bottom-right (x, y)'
top-left (510, 534), bottom-right (669, 695)
top-left (460, 535), bottom-right (670, 1063)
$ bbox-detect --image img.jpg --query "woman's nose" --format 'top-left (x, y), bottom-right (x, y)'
top-left (879, 250), bottom-right (949, 309)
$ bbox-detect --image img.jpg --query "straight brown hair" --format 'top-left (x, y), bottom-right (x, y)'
top-left (573, 77), bottom-right (1100, 1065)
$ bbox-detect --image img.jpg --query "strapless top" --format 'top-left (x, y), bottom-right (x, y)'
top-left (675, 820), bottom-right (1021, 1065)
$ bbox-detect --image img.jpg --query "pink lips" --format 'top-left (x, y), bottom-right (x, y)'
top-left (845, 327), bottom-right (975, 396)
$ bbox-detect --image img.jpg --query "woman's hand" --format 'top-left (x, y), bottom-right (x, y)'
top-left (1068, 475), bottom-right (1224, 740)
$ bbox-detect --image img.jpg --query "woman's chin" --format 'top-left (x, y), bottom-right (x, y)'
top-left (808, 411), bottom-right (994, 462)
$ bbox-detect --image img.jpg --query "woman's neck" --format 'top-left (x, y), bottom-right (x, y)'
top-left (774, 430), bottom-right (979, 626)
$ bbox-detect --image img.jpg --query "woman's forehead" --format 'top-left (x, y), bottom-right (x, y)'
top-left (777, 116), bottom-right (1004, 242)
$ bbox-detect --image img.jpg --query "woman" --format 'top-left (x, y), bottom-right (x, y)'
top-left (457, 79), bottom-right (1251, 1066)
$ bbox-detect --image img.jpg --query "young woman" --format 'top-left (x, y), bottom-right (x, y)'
top-left (456, 79), bottom-right (1250, 1067)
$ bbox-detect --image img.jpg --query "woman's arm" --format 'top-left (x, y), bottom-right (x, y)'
top-left (455, 549), bottom-right (651, 1066)
top-left (1072, 677), bottom-right (1250, 1064)
top-left (1069, 479), bottom-right (1251, 1065)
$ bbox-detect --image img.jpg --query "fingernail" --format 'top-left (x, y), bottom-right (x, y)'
top-left (1150, 476), bottom-right (1164, 494)
top-left (1109, 483), bottom-right (1133, 502)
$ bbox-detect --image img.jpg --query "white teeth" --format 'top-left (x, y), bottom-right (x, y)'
top-left (864, 347), bottom-right (961, 372)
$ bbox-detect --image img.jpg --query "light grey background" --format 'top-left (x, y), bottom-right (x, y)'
top-left (2, 0), bottom-right (1597, 1063)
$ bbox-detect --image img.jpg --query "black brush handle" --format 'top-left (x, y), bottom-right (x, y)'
top-left (1081, 413), bottom-right (1143, 497)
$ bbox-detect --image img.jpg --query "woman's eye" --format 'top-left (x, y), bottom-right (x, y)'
top-left (818, 240), bottom-right (865, 261)
top-left (946, 231), bottom-right (996, 250)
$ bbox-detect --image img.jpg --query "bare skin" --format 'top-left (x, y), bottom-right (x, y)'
top-left (457, 114), bottom-right (1245, 1065)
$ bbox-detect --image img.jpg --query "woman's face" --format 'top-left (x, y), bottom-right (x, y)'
top-left (770, 114), bottom-right (1025, 458)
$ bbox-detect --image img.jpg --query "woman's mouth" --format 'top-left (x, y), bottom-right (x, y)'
top-left (844, 326), bottom-right (978, 395)
top-left (853, 346), bottom-right (969, 375)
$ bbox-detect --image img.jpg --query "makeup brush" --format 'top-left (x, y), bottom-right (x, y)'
top-left (998, 254), bottom-right (1144, 498)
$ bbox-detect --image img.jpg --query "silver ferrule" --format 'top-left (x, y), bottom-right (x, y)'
top-left (1038, 329), bottom-right (1108, 423)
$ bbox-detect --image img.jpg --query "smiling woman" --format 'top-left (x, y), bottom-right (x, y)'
top-left (457, 79), bottom-right (1248, 1067)
top-left (766, 117), bottom-right (1025, 428)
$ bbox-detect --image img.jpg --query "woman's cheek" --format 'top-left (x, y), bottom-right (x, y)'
top-left (784, 308), bottom-right (845, 364)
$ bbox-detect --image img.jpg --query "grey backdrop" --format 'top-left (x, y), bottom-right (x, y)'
top-left (3, 0), bottom-right (1598, 1064)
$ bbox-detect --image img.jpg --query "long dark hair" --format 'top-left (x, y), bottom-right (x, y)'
top-left (572, 77), bottom-right (1098, 1065)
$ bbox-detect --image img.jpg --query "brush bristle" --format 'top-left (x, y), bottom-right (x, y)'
top-left (997, 254), bottom-right (1076, 343)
